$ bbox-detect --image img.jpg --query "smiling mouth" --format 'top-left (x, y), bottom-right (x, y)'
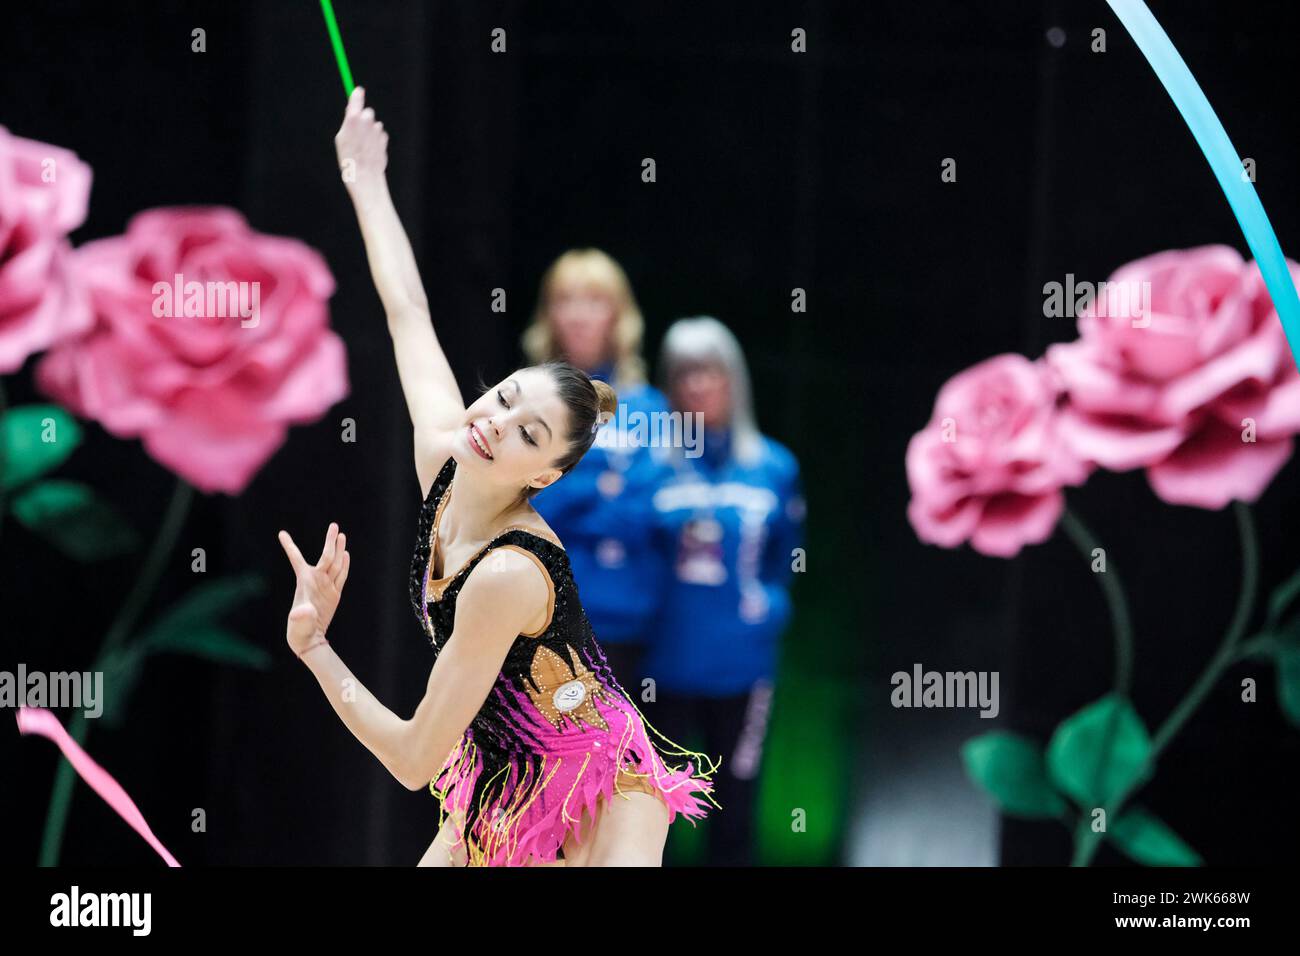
top-left (469, 424), bottom-right (493, 459)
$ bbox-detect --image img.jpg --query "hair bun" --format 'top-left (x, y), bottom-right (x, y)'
top-left (592, 378), bottom-right (618, 417)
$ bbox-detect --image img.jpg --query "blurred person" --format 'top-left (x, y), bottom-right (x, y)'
top-left (521, 249), bottom-right (675, 689)
top-left (277, 87), bottom-right (718, 868)
top-left (643, 316), bottom-right (806, 866)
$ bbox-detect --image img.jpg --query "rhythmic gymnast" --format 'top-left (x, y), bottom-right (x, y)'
top-left (276, 87), bottom-right (719, 866)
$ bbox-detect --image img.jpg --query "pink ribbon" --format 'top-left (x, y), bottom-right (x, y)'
top-left (16, 707), bottom-right (181, 867)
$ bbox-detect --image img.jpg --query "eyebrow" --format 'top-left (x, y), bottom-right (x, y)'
top-left (507, 378), bottom-right (553, 443)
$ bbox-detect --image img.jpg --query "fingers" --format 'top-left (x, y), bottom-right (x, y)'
top-left (334, 549), bottom-right (350, 590)
top-left (282, 524), bottom-right (348, 587)
top-left (337, 87), bottom-right (385, 153)
top-left (278, 530), bottom-right (309, 574)
top-left (346, 85), bottom-right (365, 117)
top-left (328, 531), bottom-right (347, 576)
top-left (319, 522), bottom-right (339, 568)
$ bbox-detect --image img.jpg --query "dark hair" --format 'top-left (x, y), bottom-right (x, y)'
top-left (475, 361), bottom-right (618, 500)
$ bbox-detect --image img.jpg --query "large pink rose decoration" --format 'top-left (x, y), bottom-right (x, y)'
top-left (1046, 245), bottom-right (1300, 509)
top-left (906, 354), bottom-right (1091, 558)
top-left (36, 207), bottom-right (348, 494)
top-left (0, 126), bottom-right (94, 373)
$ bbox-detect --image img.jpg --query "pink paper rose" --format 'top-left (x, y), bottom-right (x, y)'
top-left (1046, 245), bottom-right (1300, 509)
top-left (36, 207), bottom-right (348, 494)
top-left (0, 126), bottom-right (94, 373)
top-left (906, 354), bottom-right (1091, 558)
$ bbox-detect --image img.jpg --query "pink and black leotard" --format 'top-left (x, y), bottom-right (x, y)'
top-left (408, 455), bottom-right (719, 866)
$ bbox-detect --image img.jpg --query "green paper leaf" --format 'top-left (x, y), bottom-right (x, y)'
top-left (1277, 645), bottom-right (1300, 728)
top-left (0, 405), bottom-right (82, 491)
top-left (97, 575), bottom-right (270, 725)
top-left (10, 480), bottom-right (139, 561)
top-left (99, 645), bottom-right (147, 729)
top-left (1047, 694), bottom-right (1152, 807)
top-left (136, 574), bottom-right (267, 649)
top-left (962, 732), bottom-right (1068, 818)
top-left (1110, 807), bottom-right (1203, 866)
top-left (146, 626), bottom-right (271, 669)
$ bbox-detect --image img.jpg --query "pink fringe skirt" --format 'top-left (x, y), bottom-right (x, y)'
top-left (430, 686), bottom-right (720, 866)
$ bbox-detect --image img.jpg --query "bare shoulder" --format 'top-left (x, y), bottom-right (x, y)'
top-left (515, 509), bottom-right (564, 550)
top-left (455, 546), bottom-right (551, 629)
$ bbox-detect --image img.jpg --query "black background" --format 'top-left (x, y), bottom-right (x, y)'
top-left (3, 0), bottom-right (1298, 866)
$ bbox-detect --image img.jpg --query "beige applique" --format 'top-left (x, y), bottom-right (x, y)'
top-left (526, 645), bottom-right (611, 733)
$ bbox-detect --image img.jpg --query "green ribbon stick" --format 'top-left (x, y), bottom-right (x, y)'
top-left (319, 0), bottom-right (355, 96)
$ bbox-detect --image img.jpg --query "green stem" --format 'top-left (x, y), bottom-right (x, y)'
top-left (37, 476), bottom-right (195, 866)
top-left (1150, 503), bottom-right (1257, 754)
top-left (1060, 507), bottom-right (1134, 694)
top-left (1233, 634), bottom-right (1277, 661)
top-left (1059, 506), bottom-right (1135, 822)
top-left (1071, 501), bottom-right (1258, 867)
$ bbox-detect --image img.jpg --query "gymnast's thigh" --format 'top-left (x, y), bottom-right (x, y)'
top-left (418, 810), bottom-right (565, 867)
top-left (417, 811), bottom-right (468, 867)
top-left (568, 787), bottom-right (669, 867)
top-left (559, 795), bottom-right (603, 867)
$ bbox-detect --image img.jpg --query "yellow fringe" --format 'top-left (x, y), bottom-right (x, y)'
top-left (611, 687), bottom-right (724, 810)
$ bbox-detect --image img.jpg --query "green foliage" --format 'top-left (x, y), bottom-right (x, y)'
top-left (1047, 694), bottom-right (1152, 807)
top-left (1110, 807), bottom-right (1203, 866)
top-left (10, 480), bottom-right (138, 561)
top-left (99, 574), bottom-right (270, 728)
top-left (1, 405), bottom-right (82, 490)
top-left (962, 733), bottom-right (1068, 819)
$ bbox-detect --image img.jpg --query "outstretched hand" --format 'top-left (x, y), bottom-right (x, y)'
top-left (334, 85), bottom-right (389, 191)
top-left (278, 523), bottom-right (350, 655)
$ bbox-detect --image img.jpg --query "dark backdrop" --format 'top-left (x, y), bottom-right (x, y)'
top-left (3, 0), bottom-right (1298, 865)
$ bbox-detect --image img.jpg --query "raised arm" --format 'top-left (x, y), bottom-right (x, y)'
top-left (334, 86), bottom-right (465, 492)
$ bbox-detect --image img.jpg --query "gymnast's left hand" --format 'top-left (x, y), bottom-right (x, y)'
top-left (277, 523), bottom-right (350, 655)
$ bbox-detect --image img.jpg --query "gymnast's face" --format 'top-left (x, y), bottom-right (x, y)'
top-left (457, 367), bottom-right (568, 494)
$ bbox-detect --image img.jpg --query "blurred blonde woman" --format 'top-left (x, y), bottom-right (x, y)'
top-left (521, 249), bottom-right (675, 687)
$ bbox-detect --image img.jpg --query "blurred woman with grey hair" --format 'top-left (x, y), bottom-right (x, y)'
top-left (643, 316), bottom-right (806, 866)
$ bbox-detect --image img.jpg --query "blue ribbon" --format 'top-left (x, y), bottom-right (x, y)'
top-left (1107, 0), bottom-right (1300, 372)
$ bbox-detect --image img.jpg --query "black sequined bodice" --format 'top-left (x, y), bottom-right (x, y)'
top-left (414, 459), bottom-right (569, 643)
top-left (407, 455), bottom-right (633, 713)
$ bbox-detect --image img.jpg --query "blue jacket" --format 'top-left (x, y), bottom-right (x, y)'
top-left (530, 361), bottom-right (675, 644)
top-left (642, 427), bottom-right (806, 695)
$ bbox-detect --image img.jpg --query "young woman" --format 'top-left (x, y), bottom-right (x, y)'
top-left (276, 87), bottom-right (718, 867)
top-left (521, 249), bottom-right (675, 687)
top-left (642, 316), bottom-right (806, 866)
